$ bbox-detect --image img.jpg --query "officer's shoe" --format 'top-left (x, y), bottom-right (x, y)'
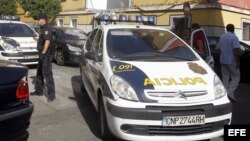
top-left (30, 91), bottom-right (43, 96)
top-left (47, 97), bottom-right (55, 102)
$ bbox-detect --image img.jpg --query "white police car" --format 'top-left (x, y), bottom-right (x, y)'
top-left (80, 19), bottom-right (231, 140)
top-left (0, 16), bottom-right (38, 65)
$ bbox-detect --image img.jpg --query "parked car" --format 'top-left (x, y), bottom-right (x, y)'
top-left (0, 59), bottom-right (34, 141)
top-left (80, 24), bottom-right (232, 140)
top-left (0, 17), bottom-right (39, 65)
top-left (208, 36), bottom-right (250, 82)
top-left (51, 27), bottom-right (88, 65)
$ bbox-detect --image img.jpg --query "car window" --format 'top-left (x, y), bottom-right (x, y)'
top-left (98, 35), bottom-right (103, 55)
top-left (85, 29), bottom-right (98, 52)
top-left (191, 29), bottom-right (209, 59)
top-left (0, 23), bottom-right (37, 37)
top-left (92, 29), bottom-right (103, 53)
top-left (107, 29), bottom-right (197, 61)
top-left (91, 29), bottom-right (103, 62)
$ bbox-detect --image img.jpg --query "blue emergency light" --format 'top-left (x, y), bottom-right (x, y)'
top-left (148, 16), bottom-right (155, 24)
top-left (101, 14), bottom-right (110, 21)
top-left (136, 15), bottom-right (142, 22)
top-left (96, 12), bottom-right (156, 25)
top-left (119, 15), bottom-right (127, 22)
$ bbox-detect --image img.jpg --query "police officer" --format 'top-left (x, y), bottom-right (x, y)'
top-left (31, 14), bottom-right (55, 102)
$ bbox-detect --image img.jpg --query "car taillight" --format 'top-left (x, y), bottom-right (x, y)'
top-left (16, 76), bottom-right (29, 99)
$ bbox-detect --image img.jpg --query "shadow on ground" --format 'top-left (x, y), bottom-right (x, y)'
top-left (231, 83), bottom-right (250, 124)
top-left (70, 75), bottom-right (123, 141)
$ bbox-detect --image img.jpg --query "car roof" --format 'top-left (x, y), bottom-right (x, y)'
top-left (97, 24), bottom-right (169, 31)
top-left (0, 20), bottom-right (26, 24)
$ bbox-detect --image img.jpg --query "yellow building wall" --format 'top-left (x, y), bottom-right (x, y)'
top-left (125, 8), bottom-right (250, 29)
top-left (132, 0), bottom-right (208, 7)
top-left (126, 10), bottom-right (183, 26)
top-left (191, 9), bottom-right (250, 28)
top-left (61, 0), bottom-right (86, 11)
top-left (59, 14), bottom-right (93, 25)
top-left (16, 4), bottom-right (36, 23)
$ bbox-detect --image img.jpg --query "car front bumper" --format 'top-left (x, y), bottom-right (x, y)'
top-left (0, 51), bottom-right (39, 65)
top-left (105, 99), bottom-right (232, 141)
top-left (66, 51), bottom-right (81, 64)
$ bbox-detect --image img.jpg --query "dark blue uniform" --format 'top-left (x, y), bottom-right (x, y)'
top-left (35, 24), bottom-right (55, 100)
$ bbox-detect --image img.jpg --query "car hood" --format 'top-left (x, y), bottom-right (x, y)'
top-left (109, 60), bottom-right (217, 104)
top-left (8, 37), bottom-right (37, 47)
top-left (66, 39), bottom-right (86, 47)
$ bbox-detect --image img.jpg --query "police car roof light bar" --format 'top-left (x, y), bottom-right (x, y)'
top-left (0, 15), bottom-right (20, 21)
top-left (95, 13), bottom-right (156, 25)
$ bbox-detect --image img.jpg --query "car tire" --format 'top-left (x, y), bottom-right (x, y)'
top-left (99, 97), bottom-right (112, 139)
top-left (55, 49), bottom-right (65, 66)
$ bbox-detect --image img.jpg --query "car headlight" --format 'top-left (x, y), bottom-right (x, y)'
top-left (1, 42), bottom-right (18, 51)
top-left (214, 75), bottom-right (226, 99)
top-left (0, 37), bottom-right (20, 51)
top-left (67, 44), bottom-right (81, 52)
top-left (110, 75), bottom-right (139, 101)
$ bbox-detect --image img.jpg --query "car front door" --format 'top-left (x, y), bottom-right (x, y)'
top-left (191, 28), bottom-right (214, 68)
top-left (80, 29), bottom-right (98, 97)
top-left (83, 28), bottom-right (104, 106)
top-left (239, 42), bottom-right (250, 81)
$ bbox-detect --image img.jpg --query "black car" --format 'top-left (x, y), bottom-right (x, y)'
top-left (208, 36), bottom-right (250, 82)
top-left (0, 60), bottom-right (34, 141)
top-left (51, 27), bottom-right (88, 65)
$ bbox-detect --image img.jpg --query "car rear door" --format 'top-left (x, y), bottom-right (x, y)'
top-left (191, 28), bottom-right (214, 68)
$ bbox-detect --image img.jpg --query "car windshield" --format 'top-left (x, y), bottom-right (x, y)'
top-left (0, 23), bottom-right (37, 37)
top-left (107, 29), bottom-right (198, 61)
top-left (62, 28), bottom-right (88, 40)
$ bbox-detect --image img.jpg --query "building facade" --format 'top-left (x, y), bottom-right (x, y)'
top-left (128, 0), bottom-right (250, 43)
top-left (57, 0), bottom-right (250, 43)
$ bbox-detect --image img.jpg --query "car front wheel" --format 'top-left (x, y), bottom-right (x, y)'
top-left (99, 97), bottom-right (112, 139)
top-left (55, 49), bottom-right (64, 66)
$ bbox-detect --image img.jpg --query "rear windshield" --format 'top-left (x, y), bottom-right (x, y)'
top-left (107, 29), bottom-right (198, 61)
top-left (0, 23), bottom-right (37, 37)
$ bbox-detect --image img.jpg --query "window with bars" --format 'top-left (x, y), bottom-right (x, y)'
top-left (71, 19), bottom-right (77, 28)
top-left (243, 22), bottom-right (250, 41)
top-left (58, 19), bottom-right (64, 27)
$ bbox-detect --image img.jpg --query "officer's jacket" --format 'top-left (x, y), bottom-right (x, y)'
top-left (37, 24), bottom-right (52, 53)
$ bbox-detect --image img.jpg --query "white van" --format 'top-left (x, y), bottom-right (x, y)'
top-left (0, 17), bottom-right (38, 65)
top-left (79, 24), bottom-right (232, 141)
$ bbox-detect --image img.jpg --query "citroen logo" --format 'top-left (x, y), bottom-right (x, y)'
top-left (175, 90), bottom-right (187, 100)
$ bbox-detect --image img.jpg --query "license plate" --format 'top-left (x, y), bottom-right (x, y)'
top-left (24, 55), bottom-right (38, 59)
top-left (163, 115), bottom-right (205, 126)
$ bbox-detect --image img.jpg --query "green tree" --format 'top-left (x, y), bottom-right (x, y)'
top-left (0, 0), bottom-right (17, 15)
top-left (18, 0), bottom-right (61, 21)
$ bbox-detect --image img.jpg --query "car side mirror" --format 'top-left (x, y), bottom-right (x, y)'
top-left (85, 52), bottom-right (96, 61)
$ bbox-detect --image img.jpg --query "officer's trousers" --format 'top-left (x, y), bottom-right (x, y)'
top-left (35, 53), bottom-right (55, 98)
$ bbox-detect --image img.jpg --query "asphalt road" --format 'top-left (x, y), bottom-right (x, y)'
top-left (27, 64), bottom-right (250, 141)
